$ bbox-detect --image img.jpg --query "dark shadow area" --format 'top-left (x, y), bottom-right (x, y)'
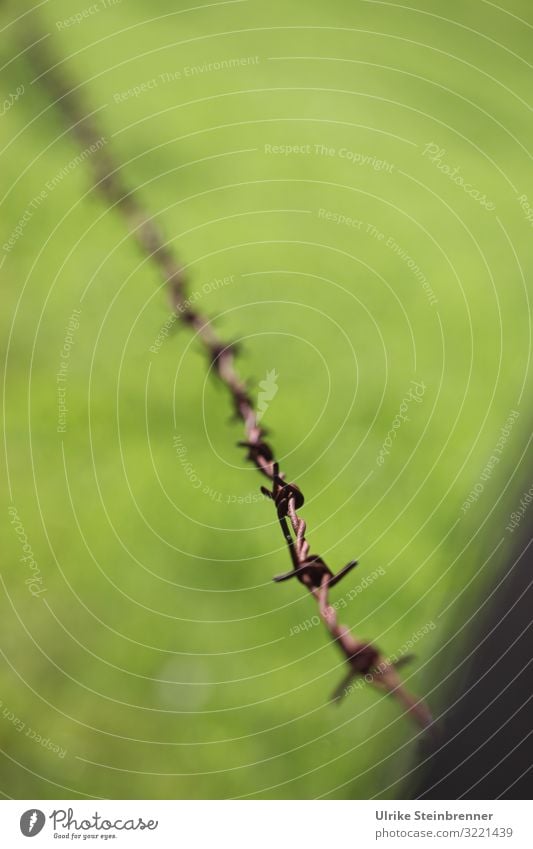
top-left (414, 524), bottom-right (533, 799)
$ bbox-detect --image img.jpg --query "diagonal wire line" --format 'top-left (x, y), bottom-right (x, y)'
top-left (21, 23), bottom-right (432, 730)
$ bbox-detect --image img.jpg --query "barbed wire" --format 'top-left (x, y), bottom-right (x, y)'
top-left (23, 26), bottom-right (432, 731)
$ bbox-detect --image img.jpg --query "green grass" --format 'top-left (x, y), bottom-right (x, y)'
top-left (1, 0), bottom-right (532, 799)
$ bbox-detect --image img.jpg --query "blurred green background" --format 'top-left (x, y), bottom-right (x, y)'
top-left (1, 0), bottom-right (532, 799)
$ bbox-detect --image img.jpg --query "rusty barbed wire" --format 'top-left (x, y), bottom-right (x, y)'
top-left (23, 25), bottom-right (433, 730)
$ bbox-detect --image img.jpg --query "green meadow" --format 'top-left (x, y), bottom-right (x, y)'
top-left (1, 0), bottom-right (532, 798)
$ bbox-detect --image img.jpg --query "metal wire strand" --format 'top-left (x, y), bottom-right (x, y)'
top-left (23, 28), bottom-right (432, 730)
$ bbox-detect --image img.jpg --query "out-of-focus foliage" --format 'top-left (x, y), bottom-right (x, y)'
top-left (1, 0), bottom-right (531, 799)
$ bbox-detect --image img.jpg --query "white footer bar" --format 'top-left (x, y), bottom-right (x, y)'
top-left (0, 800), bottom-right (529, 848)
